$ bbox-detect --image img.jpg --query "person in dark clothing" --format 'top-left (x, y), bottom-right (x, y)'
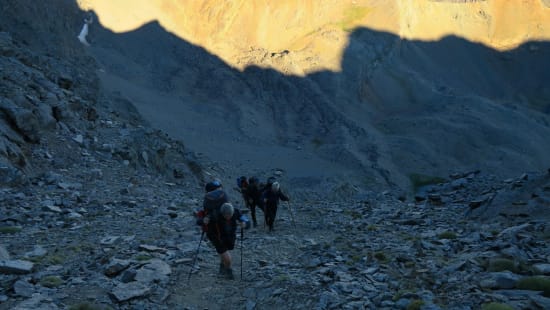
top-left (245, 176), bottom-right (265, 227)
top-left (198, 202), bottom-right (249, 279)
top-left (236, 176), bottom-right (252, 212)
top-left (262, 181), bottom-right (289, 232)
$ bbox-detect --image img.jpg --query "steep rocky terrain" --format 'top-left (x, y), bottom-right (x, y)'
top-left (1, 1), bottom-right (549, 309)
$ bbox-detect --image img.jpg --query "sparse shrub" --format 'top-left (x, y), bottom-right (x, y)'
top-left (350, 255), bottom-right (362, 263)
top-left (409, 173), bottom-right (446, 192)
top-left (275, 274), bottom-right (290, 282)
top-left (311, 137), bottom-right (323, 148)
top-left (407, 299), bottom-right (425, 310)
top-left (516, 276), bottom-right (550, 297)
top-left (0, 226), bottom-right (21, 234)
top-left (481, 302), bottom-right (514, 310)
top-left (40, 275), bottom-right (63, 288)
top-left (367, 224), bottom-right (377, 231)
top-left (350, 211), bottom-right (362, 220)
top-left (374, 251), bottom-right (388, 263)
top-left (392, 290), bottom-right (410, 301)
top-left (487, 258), bottom-right (517, 273)
top-left (437, 231), bottom-right (457, 240)
top-left (46, 254), bottom-right (65, 265)
top-left (69, 303), bottom-right (113, 310)
top-left (135, 254), bottom-right (152, 261)
top-left (404, 261), bottom-right (416, 268)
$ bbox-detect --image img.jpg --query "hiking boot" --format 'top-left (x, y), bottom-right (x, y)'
top-left (225, 268), bottom-right (234, 280)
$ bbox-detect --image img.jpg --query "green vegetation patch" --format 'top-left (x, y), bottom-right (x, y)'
top-left (346, 210), bottom-right (362, 220)
top-left (409, 173), bottom-right (447, 192)
top-left (481, 302), bottom-right (514, 310)
top-left (373, 251), bottom-right (389, 263)
top-left (311, 137), bottom-right (324, 149)
top-left (437, 231), bottom-right (457, 240)
top-left (516, 276), bottom-right (550, 297)
top-left (69, 303), bottom-right (114, 310)
top-left (40, 275), bottom-right (63, 288)
top-left (46, 254), bottom-right (65, 265)
top-left (135, 254), bottom-right (152, 261)
top-left (275, 273), bottom-right (290, 282)
top-left (407, 299), bottom-right (425, 310)
top-left (487, 258), bottom-right (518, 273)
top-left (0, 226), bottom-right (22, 234)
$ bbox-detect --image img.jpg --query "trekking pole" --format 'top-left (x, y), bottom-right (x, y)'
top-left (286, 201), bottom-right (296, 228)
top-left (187, 231), bottom-right (205, 284)
top-left (240, 226), bottom-right (244, 280)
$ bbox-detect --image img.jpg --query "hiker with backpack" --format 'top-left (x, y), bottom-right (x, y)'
top-left (245, 176), bottom-right (265, 227)
top-left (236, 176), bottom-right (266, 228)
top-left (198, 180), bottom-right (250, 279)
top-left (236, 175), bottom-right (251, 209)
top-left (262, 180), bottom-right (289, 232)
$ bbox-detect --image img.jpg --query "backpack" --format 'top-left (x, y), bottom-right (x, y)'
top-left (236, 176), bottom-right (248, 189)
top-left (248, 176), bottom-right (259, 185)
top-left (266, 176), bottom-right (276, 185)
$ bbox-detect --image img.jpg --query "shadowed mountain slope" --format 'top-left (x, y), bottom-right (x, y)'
top-left (86, 17), bottom-right (550, 197)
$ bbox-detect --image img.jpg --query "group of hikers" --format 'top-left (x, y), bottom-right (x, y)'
top-left (194, 176), bottom-right (290, 280)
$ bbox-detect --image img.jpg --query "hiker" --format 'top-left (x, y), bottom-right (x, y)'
top-left (262, 181), bottom-right (289, 231)
top-left (236, 176), bottom-right (250, 207)
top-left (198, 202), bottom-right (249, 279)
top-left (77, 14), bottom-right (93, 46)
top-left (245, 176), bottom-right (265, 227)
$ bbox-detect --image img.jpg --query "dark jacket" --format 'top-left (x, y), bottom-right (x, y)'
top-left (246, 182), bottom-right (264, 207)
top-left (215, 208), bottom-right (242, 238)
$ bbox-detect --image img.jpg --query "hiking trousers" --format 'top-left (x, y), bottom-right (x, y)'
top-left (264, 203), bottom-right (278, 229)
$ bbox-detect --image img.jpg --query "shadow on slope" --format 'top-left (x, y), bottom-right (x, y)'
top-left (84, 9), bottom-right (550, 197)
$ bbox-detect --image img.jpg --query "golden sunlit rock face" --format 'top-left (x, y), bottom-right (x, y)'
top-left (78, 0), bottom-right (550, 73)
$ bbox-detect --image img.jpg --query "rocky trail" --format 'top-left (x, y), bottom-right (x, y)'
top-left (3, 128), bottom-right (548, 310)
top-left (1, 2), bottom-right (550, 309)
top-left (7, 144), bottom-right (549, 310)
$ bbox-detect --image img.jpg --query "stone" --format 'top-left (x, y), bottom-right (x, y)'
top-left (100, 236), bottom-right (120, 245)
top-left (479, 271), bottom-right (521, 289)
top-left (138, 244), bottom-right (167, 253)
top-left (104, 258), bottom-right (131, 277)
top-left (533, 263), bottom-right (550, 275)
top-left (135, 259), bottom-right (171, 283)
top-left (0, 260), bottom-right (34, 274)
top-left (0, 245), bottom-right (10, 260)
top-left (13, 279), bottom-right (35, 297)
top-left (121, 269), bottom-right (137, 283)
top-left (24, 245), bottom-right (47, 259)
top-left (110, 282), bottom-right (151, 302)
